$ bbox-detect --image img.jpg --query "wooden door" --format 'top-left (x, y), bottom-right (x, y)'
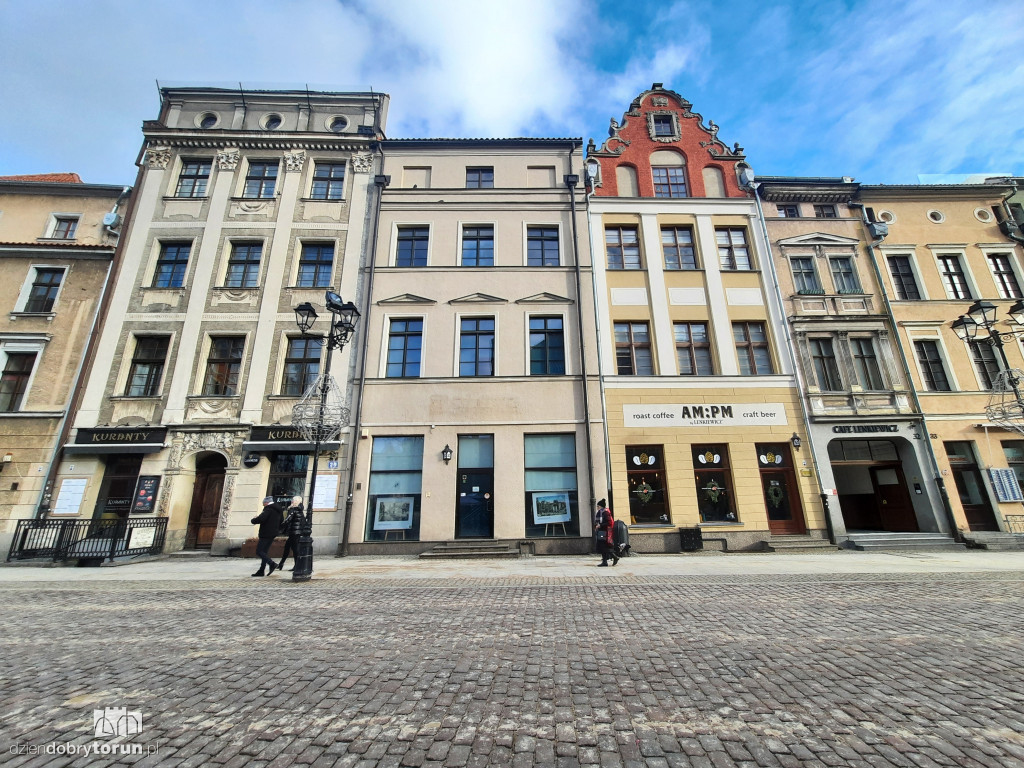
top-left (757, 444), bottom-right (806, 535)
top-left (186, 463), bottom-right (225, 548)
top-left (870, 465), bottom-right (918, 532)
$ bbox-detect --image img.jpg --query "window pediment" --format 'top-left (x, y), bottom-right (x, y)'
top-left (449, 293), bottom-right (507, 305)
top-left (378, 293), bottom-right (436, 305)
top-left (516, 292), bottom-right (573, 304)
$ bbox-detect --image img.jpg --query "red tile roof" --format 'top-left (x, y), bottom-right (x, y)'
top-left (0, 173), bottom-right (84, 183)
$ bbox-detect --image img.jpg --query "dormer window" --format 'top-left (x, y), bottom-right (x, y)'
top-left (652, 115), bottom-right (673, 136)
top-left (647, 112), bottom-right (680, 142)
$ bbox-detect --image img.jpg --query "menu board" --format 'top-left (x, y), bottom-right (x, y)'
top-left (52, 478), bottom-right (88, 515)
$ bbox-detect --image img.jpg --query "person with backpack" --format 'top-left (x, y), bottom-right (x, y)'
top-left (594, 498), bottom-right (618, 567)
top-left (276, 495), bottom-right (303, 572)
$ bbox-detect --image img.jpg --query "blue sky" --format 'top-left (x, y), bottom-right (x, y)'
top-left (2, 0), bottom-right (1021, 186)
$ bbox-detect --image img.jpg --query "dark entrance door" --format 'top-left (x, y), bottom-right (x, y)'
top-left (186, 454), bottom-right (226, 548)
top-left (93, 454), bottom-right (143, 521)
top-left (756, 444), bottom-right (806, 535)
top-left (870, 465), bottom-right (918, 532)
top-left (945, 441), bottom-right (999, 531)
top-left (456, 470), bottom-right (494, 538)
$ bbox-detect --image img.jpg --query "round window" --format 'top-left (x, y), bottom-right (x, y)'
top-left (927, 209), bottom-right (945, 223)
top-left (197, 112), bottom-right (218, 129)
top-left (974, 207), bottom-right (994, 223)
top-left (877, 210), bottom-right (896, 224)
top-left (328, 116), bottom-right (348, 133)
top-left (263, 114), bottom-right (283, 130)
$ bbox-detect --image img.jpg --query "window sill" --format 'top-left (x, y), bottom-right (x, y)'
top-left (8, 311), bottom-right (56, 320)
top-left (698, 521), bottom-right (744, 527)
top-left (36, 237), bottom-right (77, 243)
top-left (110, 395), bottom-right (162, 401)
top-left (164, 195), bottom-right (208, 201)
top-left (0, 410), bottom-right (64, 418)
top-left (300, 197), bottom-right (346, 203)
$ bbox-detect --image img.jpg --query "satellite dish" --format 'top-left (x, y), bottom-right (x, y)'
top-left (103, 212), bottom-right (120, 227)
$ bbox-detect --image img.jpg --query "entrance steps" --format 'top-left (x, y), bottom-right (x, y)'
top-left (845, 532), bottom-right (964, 551)
top-left (960, 531), bottom-right (1023, 551)
top-left (168, 550), bottom-right (211, 558)
top-left (764, 535), bottom-right (837, 553)
top-left (419, 541), bottom-right (520, 560)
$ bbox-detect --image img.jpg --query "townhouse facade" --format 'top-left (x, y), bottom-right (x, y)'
top-left (48, 87), bottom-right (388, 554)
top-left (0, 174), bottom-right (129, 555)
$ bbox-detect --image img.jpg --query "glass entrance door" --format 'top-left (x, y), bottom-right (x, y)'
top-left (756, 444), bottom-right (806, 535)
top-left (456, 435), bottom-right (494, 538)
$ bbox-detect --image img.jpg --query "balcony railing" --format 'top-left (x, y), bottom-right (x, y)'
top-left (6, 517), bottom-right (167, 563)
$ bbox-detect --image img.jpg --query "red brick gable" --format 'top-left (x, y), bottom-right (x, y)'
top-left (0, 172), bottom-right (84, 183)
top-left (587, 84), bottom-right (748, 199)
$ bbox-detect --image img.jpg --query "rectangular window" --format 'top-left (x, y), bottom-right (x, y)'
top-left (606, 226), bottom-right (641, 270)
top-left (674, 322), bottom-right (713, 375)
top-left (365, 436), bottom-right (423, 542)
top-left (938, 254), bottom-right (972, 300)
top-left (23, 268), bottom-right (64, 313)
top-left (386, 319), bottom-right (422, 378)
top-left (1002, 441), bottom-right (1024, 497)
top-left (310, 163), bottom-right (346, 200)
top-left (692, 444), bottom-right (736, 522)
top-left (716, 227), bottom-right (751, 270)
top-left (202, 337), bottom-right (245, 396)
top-left (809, 338), bottom-right (842, 391)
top-left (652, 115), bottom-right (674, 136)
top-left (626, 444), bottom-right (670, 524)
top-left (988, 253), bottom-right (1022, 299)
top-left (175, 159), bottom-right (212, 198)
top-left (914, 339), bottom-right (951, 391)
top-left (224, 242), bottom-right (262, 288)
top-left (813, 204), bottom-right (837, 218)
top-left (791, 257), bottom-right (821, 294)
top-left (0, 352), bottom-right (36, 411)
top-left (268, 453), bottom-right (308, 505)
top-left (281, 337), bottom-right (321, 395)
top-left (466, 167), bottom-right (494, 188)
top-left (614, 322), bottom-right (653, 375)
top-left (777, 204), bottom-right (799, 218)
top-left (459, 318), bottom-right (495, 376)
top-left (734, 322), bottom-right (774, 375)
top-left (887, 255), bottom-right (921, 300)
top-left (661, 226), bottom-right (696, 270)
top-left (297, 243), bottom-right (334, 288)
top-left (851, 338), bottom-right (884, 390)
top-left (126, 337), bottom-right (169, 397)
top-left (525, 434), bottom-right (579, 538)
top-left (51, 217), bottom-right (78, 239)
top-left (652, 167), bottom-right (687, 198)
top-left (153, 242), bottom-right (191, 288)
top-left (527, 226), bottom-right (559, 266)
top-left (462, 226), bottom-right (494, 267)
top-left (969, 340), bottom-right (1000, 390)
top-left (243, 161), bottom-right (278, 198)
top-left (529, 316), bottom-right (565, 375)
top-left (396, 226), bottom-right (429, 267)
top-left (830, 256), bottom-right (860, 293)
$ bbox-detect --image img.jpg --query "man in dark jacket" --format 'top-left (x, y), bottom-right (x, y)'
top-left (250, 496), bottom-right (284, 577)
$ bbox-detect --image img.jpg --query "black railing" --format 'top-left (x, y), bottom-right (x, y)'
top-left (1005, 515), bottom-right (1024, 536)
top-left (6, 518), bottom-right (167, 563)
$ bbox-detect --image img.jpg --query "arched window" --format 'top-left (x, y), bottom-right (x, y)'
top-left (616, 165), bottom-right (639, 197)
top-left (650, 150), bottom-right (687, 197)
top-left (703, 167), bottom-right (725, 198)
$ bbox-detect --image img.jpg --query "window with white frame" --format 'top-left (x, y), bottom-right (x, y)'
top-left (887, 255), bottom-right (922, 300)
top-left (17, 267), bottom-right (65, 313)
top-left (46, 215), bottom-right (79, 240)
top-left (296, 243), bottom-right (334, 288)
top-left (175, 159), bottom-right (212, 198)
top-left (790, 257), bottom-right (821, 294)
top-left (125, 336), bottom-right (170, 397)
top-left (242, 161), bottom-right (278, 198)
top-left (0, 348), bottom-right (38, 411)
top-left (830, 256), bottom-right (861, 294)
top-left (937, 253), bottom-right (972, 300)
top-left (462, 226), bottom-right (494, 267)
top-left (968, 340), bottom-right (1000, 390)
top-left (716, 228), bottom-right (751, 271)
top-left (310, 162), bottom-right (346, 200)
top-left (851, 337), bottom-right (884, 390)
top-left (224, 242), bottom-right (262, 288)
top-left (809, 337), bottom-right (842, 391)
top-left (913, 339), bottom-right (951, 391)
top-left (987, 253), bottom-right (1023, 299)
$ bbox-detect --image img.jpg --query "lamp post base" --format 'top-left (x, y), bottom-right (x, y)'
top-left (292, 533), bottom-right (314, 582)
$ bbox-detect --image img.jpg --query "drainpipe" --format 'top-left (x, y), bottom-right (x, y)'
top-left (849, 203), bottom-right (960, 542)
top-left (747, 180), bottom-right (835, 543)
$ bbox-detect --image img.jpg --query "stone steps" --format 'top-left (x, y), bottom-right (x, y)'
top-left (845, 532), bottom-right (964, 551)
top-left (418, 541), bottom-right (520, 560)
top-left (960, 531), bottom-right (1023, 551)
top-left (764, 535), bottom-right (837, 553)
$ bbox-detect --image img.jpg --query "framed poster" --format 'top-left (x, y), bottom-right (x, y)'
top-left (373, 496), bottom-right (414, 530)
top-left (132, 476), bottom-right (161, 514)
top-left (51, 478), bottom-right (88, 515)
top-left (312, 474), bottom-right (340, 510)
top-left (532, 491), bottom-right (572, 525)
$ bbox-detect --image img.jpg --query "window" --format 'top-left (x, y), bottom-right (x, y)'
top-left (153, 242), bottom-right (191, 288)
top-left (791, 257), bottom-right (821, 294)
top-left (851, 338), bottom-right (884, 390)
top-left (386, 319), bottom-right (422, 378)
top-left (527, 226), bottom-right (559, 266)
top-left (529, 317), bottom-right (565, 375)
top-left (23, 268), bottom-right (64, 313)
top-left (281, 337), bottom-right (321, 395)
top-left (396, 226), bottom-right (429, 267)
top-left (661, 227), bottom-right (696, 270)
top-left (674, 322), bottom-right (713, 375)
top-left (692, 444), bottom-right (736, 522)
top-left (459, 318), bottom-right (495, 376)
top-left (813, 204), bottom-right (837, 218)
top-left (809, 338), bottom-right (842, 391)
top-left (268, 453), bottom-right (308, 504)
top-left (626, 445), bottom-right (670, 524)
top-left (716, 228), bottom-right (751, 270)
top-left (50, 216), bottom-right (78, 240)
top-left (652, 167), bottom-right (687, 197)
top-left (606, 226), bottom-right (641, 270)
top-left (175, 160), bottom-right (211, 198)
top-left (224, 242), bottom-right (262, 288)
top-left (614, 322), bottom-right (653, 375)
top-left (652, 115), bottom-right (674, 137)
top-left (297, 243), bottom-right (333, 288)
top-left (310, 163), bottom-right (346, 200)
top-left (365, 436), bottom-right (423, 542)
top-left (524, 434), bottom-right (579, 538)
top-left (462, 226), bottom-right (494, 267)
top-left (830, 256), bottom-right (860, 293)
top-left (969, 340), bottom-right (1000, 390)
top-left (466, 167), bottom-right (494, 189)
top-left (938, 254), bottom-right (972, 300)
top-left (1002, 441), bottom-right (1024, 496)
top-left (914, 340), bottom-right (950, 391)
top-left (202, 337), bottom-right (245, 396)
top-left (733, 322), bottom-right (774, 375)
top-left (0, 352), bottom-right (36, 411)
top-left (988, 253), bottom-right (1022, 299)
top-left (243, 161), bottom-right (277, 198)
top-left (126, 337), bottom-right (169, 397)
top-left (777, 204), bottom-right (799, 218)
top-left (887, 255), bottom-right (921, 300)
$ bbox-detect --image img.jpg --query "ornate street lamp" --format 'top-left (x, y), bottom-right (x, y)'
top-left (290, 291), bottom-right (360, 582)
top-left (951, 300), bottom-right (1024, 431)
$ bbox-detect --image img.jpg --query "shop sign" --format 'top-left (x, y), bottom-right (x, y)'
top-left (249, 426), bottom-right (305, 442)
top-left (623, 403), bottom-right (787, 427)
top-left (242, 453), bottom-right (261, 468)
top-left (75, 427), bottom-right (168, 444)
top-left (831, 424), bottom-right (899, 434)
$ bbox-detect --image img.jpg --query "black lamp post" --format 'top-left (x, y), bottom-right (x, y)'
top-left (951, 299), bottom-right (1024, 404)
top-left (290, 291), bottom-right (360, 583)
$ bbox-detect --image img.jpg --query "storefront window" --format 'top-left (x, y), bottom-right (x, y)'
top-left (692, 444), bottom-right (736, 523)
top-left (1003, 441), bottom-right (1024, 493)
top-left (626, 445), bottom-right (669, 525)
top-left (524, 434), bottom-right (579, 538)
top-left (267, 453), bottom-right (308, 505)
top-left (365, 436), bottom-right (423, 542)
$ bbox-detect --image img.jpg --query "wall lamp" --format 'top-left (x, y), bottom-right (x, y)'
top-left (791, 434), bottom-right (802, 451)
top-left (0, 452), bottom-right (12, 471)
top-left (441, 444), bottom-right (453, 465)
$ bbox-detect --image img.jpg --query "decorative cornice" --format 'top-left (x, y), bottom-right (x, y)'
top-left (449, 293), bottom-right (507, 304)
top-left (378, 293), bottom-right (436, 305)
top-left (515, 292), bottom-right (573, 304)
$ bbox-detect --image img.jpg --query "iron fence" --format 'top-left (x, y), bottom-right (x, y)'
top-left (6, 517), bottom-right (167, 563)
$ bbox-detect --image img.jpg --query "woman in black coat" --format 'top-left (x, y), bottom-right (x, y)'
top-left (277, 495), bottom-right (304, 572)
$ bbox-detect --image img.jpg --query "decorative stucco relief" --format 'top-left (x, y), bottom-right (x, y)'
top-left (350, 152), bottom-right (373, 173)
top-left (284, 150), bottom-right (306, 172)
top-left (144, 147), bottom-right (172, 169)
top-left (217, 148), bottom-right (240, 170)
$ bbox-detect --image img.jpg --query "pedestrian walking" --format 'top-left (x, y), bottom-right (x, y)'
top-left (250, 496), bottom-right (284, 577)
top-left (276, 495), bottom-right (303, 572)
top-left (594, 498), bottom-right (618, 567)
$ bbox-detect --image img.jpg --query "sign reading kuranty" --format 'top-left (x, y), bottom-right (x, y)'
top-left (623, 403), bottom-right (788, 427)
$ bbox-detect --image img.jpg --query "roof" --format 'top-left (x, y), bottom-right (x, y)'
top-left (0, 173), bottom-right (83, 183)
top-left (383, 137), bottom-right (582, 149)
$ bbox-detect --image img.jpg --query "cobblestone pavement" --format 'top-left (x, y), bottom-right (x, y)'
top-left (2, 568), bottom-right (1024, 768)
